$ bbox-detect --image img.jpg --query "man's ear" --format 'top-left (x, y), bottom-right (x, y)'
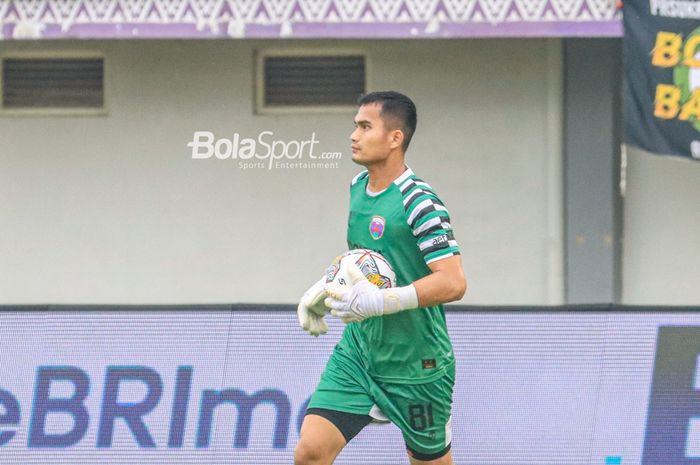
top-left (389, 129), bottom-right (405, 150)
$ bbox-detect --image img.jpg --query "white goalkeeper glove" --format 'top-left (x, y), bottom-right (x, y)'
top-left (297, 277), bottom-right (330, 336)
top-left (324, 262), bottom-right (419, 323)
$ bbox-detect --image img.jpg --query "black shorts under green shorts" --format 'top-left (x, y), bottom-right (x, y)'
top-left (307, 342), bottom-right (455, 458)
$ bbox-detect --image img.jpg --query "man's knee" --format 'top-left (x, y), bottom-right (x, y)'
top-left (294, 439), bottom-right (329, 465)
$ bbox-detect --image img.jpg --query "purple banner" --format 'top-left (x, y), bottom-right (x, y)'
top-left (0, 0), bottom-right (622, 39)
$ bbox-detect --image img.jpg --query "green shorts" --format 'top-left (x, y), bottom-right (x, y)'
top-left (308, 342), bottom-right (455, 458)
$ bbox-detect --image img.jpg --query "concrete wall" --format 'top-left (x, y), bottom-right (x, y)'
top-left (0, 39), bottom-right (564, 305)
top-left (622, 147), bottom-right (700, 305)
top-left (563, 39), bottom-right (622, 304)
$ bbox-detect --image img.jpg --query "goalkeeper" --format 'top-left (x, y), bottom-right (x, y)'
top-left (295, 91), bottom-right (467, 465)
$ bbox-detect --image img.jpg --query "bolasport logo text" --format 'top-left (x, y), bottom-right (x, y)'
top-left (187, 131), bottom-right (342, 170)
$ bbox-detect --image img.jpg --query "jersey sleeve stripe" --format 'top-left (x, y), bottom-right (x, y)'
top-left (425, 249), bottom-right (461, 265)
top-left (401, 182), bottom-right (417, 197)
top-left (406, 198), bottom-right (447, 221)
top-left (406, 199), bottom-right (436, 226)
top-left (411, 205), bottom-right (440, 229)
top-left (416, 223), bottom-right (450, 240)
top-left (421, 240), bottom-right (460, 256)
top-left (422, 241), bottom-right (450, 255)
top-left (418, 236), bottom-right (457, 251)
top-left (400, 177), bottom-right (433, 191)
top-left (403, 189), bottom-right (429, 208)
top-left (413, 217), bottom-right (443, 237)
top-left (402, 184), bottom-right (438, 202)
top-left (414, 211), bottom-right (451, 231)
top-left (394, 168), bottom-right (414, 186)
top-left (409, 202), bottom-right (450, 228)
top-left (399, 178), bottom-right (415, 194)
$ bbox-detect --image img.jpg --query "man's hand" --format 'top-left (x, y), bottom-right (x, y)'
top-left (324, 262), bottom-right (419, 323)
top-left (297, 277), bottom-right (329, 336)
top-left (324, 262), bottom-right (384, 323)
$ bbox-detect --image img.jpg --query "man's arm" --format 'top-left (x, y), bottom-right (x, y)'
top-left (413, 255), bottom-right (467, 307)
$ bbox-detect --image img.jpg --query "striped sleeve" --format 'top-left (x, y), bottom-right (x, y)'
top-left (399, 176), bottom-right (460, 265)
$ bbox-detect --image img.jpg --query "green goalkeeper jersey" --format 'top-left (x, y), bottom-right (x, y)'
top-left (338, 167), bottom-right (461, 384)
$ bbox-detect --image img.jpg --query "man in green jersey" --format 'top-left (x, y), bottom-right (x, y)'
top-left (295, 91), bottom-right (467, 465)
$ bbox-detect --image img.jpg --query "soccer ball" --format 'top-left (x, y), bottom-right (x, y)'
top-left (309, 249), bottom-right (396, 317)
top-left (324, 248), bottom-right (396, 291)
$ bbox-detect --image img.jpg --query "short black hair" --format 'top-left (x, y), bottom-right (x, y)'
top-left (357, 91), bottom-right (417, 152)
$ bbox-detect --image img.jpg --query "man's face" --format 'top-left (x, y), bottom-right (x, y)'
top-left (350, 103), bottom-right (396, 167)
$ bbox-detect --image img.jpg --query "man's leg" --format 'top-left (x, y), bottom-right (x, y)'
top-left (408, 449), bottom-right (455, 465)
top-left (296, 341), bottom-right (375, 465)
top-left (369, 366), bottom-right (456, 465)
top-left (294, 414), bottom-right (346, 465)
top-left (295, 408), bottom-right (373, 465)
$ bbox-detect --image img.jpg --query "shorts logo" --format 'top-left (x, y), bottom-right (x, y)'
top-left (369, 216), bottom-right (385, 240)
top-left (422, 359), bottom-right (436, 369)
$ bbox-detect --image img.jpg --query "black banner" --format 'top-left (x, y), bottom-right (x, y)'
top-left (623, 0), bottom-right (700, 160)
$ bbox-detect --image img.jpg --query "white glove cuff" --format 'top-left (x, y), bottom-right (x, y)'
top-left (381, 284), bottom-right (419, 315)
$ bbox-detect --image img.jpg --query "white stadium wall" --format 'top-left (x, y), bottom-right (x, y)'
top-left (622, 147), bottom-right (700, 305)
top-left (2, 40), bottom-right (700, 306)
top-left (0, 39), bottom-right (565, 305)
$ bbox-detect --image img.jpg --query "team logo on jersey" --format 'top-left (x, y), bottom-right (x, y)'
top-left (369, 216), bottom-right (385, 240)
